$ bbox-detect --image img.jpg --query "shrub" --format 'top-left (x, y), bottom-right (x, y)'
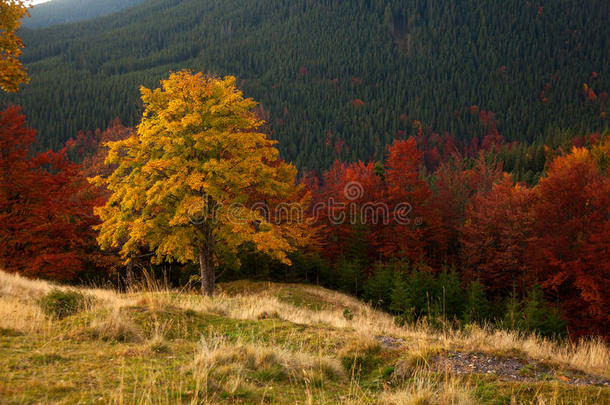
top-left (39, 288), bottom-right (90, 319)
top-left (501, 285), bottom-right (567, 338)
top-left (336, 258), bottom-right (363, 295)
top-left (434, 269), bottom-right (465, 318)
top-left (363, 263), bottom-right (394, 309)
top-left (462, 280), bottom-right (491, 324)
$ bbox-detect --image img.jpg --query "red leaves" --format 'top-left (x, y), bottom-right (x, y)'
top-left (461, 175), bottom-right (533, 296)
top-left (311, 138), bottom-right (432, 263)
top-left (352, 98), bottom-right (365, 108)
top-left (312, 132), bottom-right (608, 337)
top-left (311, 160), bottom-right (382, 261)
top-left (0, 107), bottom-right (115, 280)
top-left (526, 143), bottom-right (610, 336)
top-left (378, 139), bottom-right (431, 261)
top-left (75, 118), bottom-right (133, 179)
top-left (461, 141), bottom-right (610, 336)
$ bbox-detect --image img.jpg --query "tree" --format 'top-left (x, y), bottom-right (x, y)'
top-left (428, 153), bottom-right (503, 266)
top-left (66, 117), bottom-right (134, 180)
top-left (0, 107), bottom-right (113, 280)
top-left (460, 174), bottom-right (533, 296)
top-left (94, 71), bottom-right (311, 296)
top-left (310, 160), bottom-right (382, 263)
top-left (0, 0), bottom-right (29, 92)
top-left (377, 138), bottom-right (431, 261)
top-left (527, 140), bottom-right (610, 336)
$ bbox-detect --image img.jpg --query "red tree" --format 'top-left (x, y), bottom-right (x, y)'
top-left (460, 174), bottom-right (533, 296)
top-left (311, 160), bottom-right (382, 263)
top-left (376, 138), bottom-right (432, 262)
top-left (429, 153), bottom-right (503, 266)
top-left (0, 107), bottom-right (115, 280)
top-left (66, 117), bottom-right (133, 179)
top-left (527, 141), bottom-right (610, 337)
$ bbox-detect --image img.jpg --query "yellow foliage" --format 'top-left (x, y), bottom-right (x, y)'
top-left (0, 0), bottom-right (30, 92)
top-left (95, 71), bottom-right (316, 291)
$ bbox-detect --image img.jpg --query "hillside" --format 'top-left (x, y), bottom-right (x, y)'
top-left (23, 0), bottom-right (148, 29)
top-left (0, 270), bottom-right (608, 404)
top-left (6, 0), bottom-right (609, 170)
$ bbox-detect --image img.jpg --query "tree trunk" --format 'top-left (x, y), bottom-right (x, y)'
top-left (125, 257), bottom-right (134, 290)
top-left (199, 245), bottom-right (215, 296)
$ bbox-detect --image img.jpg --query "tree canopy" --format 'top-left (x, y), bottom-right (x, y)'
top-left (94, 71), bottom-right (312, 295)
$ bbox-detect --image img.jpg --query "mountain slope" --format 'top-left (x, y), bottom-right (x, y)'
top-left (23, 0), bottom-right (148, 28)
top-left (0, 270), bottom-right (608, 403)
top-left (6, 0), bottom-right (610, 170)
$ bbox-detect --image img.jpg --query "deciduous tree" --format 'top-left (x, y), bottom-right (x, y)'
top-left (461, 174), bottom-right (533, 296)
top-left (528, 140), bottom-right (610, 336)
top-left (94, 71), bottom-right (311, 296)
top-left (0, 107), bottom-right (113, 279)
top-left (0, 0), bottom-right (29, 92)
top-left (377, 138), bottom-right (431, 261)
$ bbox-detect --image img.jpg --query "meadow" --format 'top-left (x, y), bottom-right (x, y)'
top-left (0, 270), bottom-right (608, 404)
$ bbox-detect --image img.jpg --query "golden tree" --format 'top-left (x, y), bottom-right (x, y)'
top-left (94, 71), bottom-right (311, 295)
top-left (0, 0), bottom-right (29, 92)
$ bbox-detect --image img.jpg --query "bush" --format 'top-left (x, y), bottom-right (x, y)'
top-left (501, 285), bottom-right (567, 338)
top-left (336, 258), bottom-right (363, 295)
top-left (462, 280), bottom-right (491, 324)
top-left (434, 269), bottom-right (465, 318)
top-left (363, 263), bottom-right (394, 309)
top-left (39, 288), bottom-right (90, 319)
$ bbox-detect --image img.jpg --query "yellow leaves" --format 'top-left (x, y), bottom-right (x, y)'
top-left (185, 172), bottom-right (205, 191)
top-left (97, 70), bottom-right (310, 271)
top-left (0, 0), bottom-right (30, 92)
top-left (569, 146), bottom-right (590, 162)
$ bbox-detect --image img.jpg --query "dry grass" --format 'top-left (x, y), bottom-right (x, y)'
top-left (0, 296), bottom-right (52, 334)
top-left (0, 269), bottom-right (608, 404)
top-left (191, 334), bottom-right (345, 402)
top-left (176, 289), bottom-right (610, 378)
top-left (2, 269), bottom-right (608, 378)
top-left (452, 325), bottom-right (610, 377)
top-left (193, 334), bottom-right (345, 382)
top-left (89, 308), bottom-right (142, 342)
top-left (0, 270), bottom-right (54, 300)
top-left (393, 346), bottom-right (443, 381)
top-left (377, 371), bottom-right (475, 405)
top-left (144, 319), bottom-right (171, 353)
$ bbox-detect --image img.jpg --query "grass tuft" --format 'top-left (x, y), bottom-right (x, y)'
top-left (39, 288), bottom-right (91, 319)
top-left (89, 309), bottom-right (142, 342)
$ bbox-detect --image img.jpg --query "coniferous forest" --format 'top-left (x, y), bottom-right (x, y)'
top-left (5, 0), bottom-right (608, 176)
top-left (22, 0), bottom-right (147, 28)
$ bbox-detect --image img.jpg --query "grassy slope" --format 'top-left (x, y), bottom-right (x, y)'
top-left (0, 271), bottom-right (608, 404)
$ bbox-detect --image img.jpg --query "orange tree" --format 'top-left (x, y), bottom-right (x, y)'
top-left (94, 71), bottom-right (312, 295)
top-left (0, 0), bottom-right (29, 92)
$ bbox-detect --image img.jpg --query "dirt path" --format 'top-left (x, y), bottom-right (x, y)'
top-left (375, 336), bottom-right (609, 387)
top-left (432, 351), bottom-right (610, 386)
